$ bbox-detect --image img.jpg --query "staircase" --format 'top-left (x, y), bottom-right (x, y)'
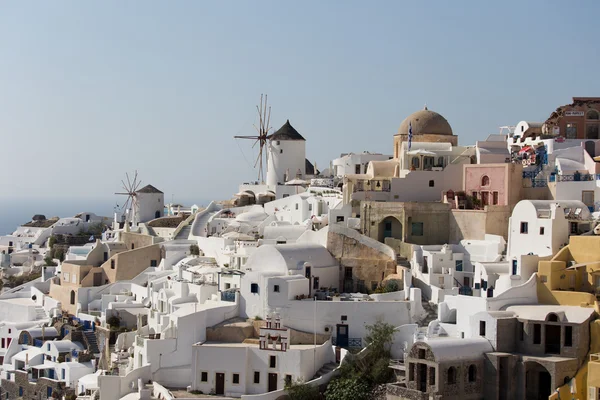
top-left (191, 209), bottom-right (220, 237)
top-left (83, 331), bottom-right (100, 354)
top-left (312, 362), bottom-right (338, 379)
top-left (396, 255), bottom-right (411, 269)
top-left (175, 225), bottom-right (191, 240)
top-left (419, 300), bottom-right (438, 327)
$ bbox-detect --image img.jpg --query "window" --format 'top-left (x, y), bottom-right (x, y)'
top-left (533, 324), bottom-right (541, 344)
top-left (520, 222), bottom-right (528, 234)
top-left (447, 367), bottom-right (456, 384)
top-left (418, 349), bottom-right (426, 359)
top-left (492, 192), bottom-right (498, 205)
top-left (285, 375), bottom-right (292, 386)
top-left (150, 260), bottom-right (157, 267)
top-left (308, 204), bottom-right (312, 211)
top-left (588, 124), bottom-right (600, 140)
top-left (251, 283), bottom-right (259, 294)
top-left (481, 175), bottom-right (490, 186)
top-left (70, 290), bottom-right (76, 305)
top-left (273, 285), bottom-right (280, 293)
top-left (570, 222), bottom-right (578, 234)
top-left (588, 110), bottom-right (599, 120)
top-left (539, 227), bottom-right (545, 235)
top-left (313, 277), bottom-right (319, 290)
top-left (72, 274), bottom-right (77, 283)
top-left (479, 321), bottom-right (486, 336)
top-left (131, 243), bottom-right (135, 250)
top-left (283, 194), bottom-right (289, 198)
top-left (280, 149), bottom-right (283, 154)
top-left (111, 260), bottom-right (115, 269)
top-left (429, 367), bottom-right (435, 385)
top-left (47, 344), bottom-right (50, 351)
top-left (411, 157), bottom-right (420, 169)
top-left (518, 322), bottom-right (524, 341)
top-left (254, 371), bottom-right (260, 384)
top-left (409, 364), bottom-right (415, 381)
top-left (565, 326), bottom-right (573, 347)
top-left (19, 387), bottom-right (23, 396)
top-left (429, 180), bottom-right (434, 187)
top-left (566, 123), bottom-right (577, 139)
top-left (336, 216), bottom-right (345, 223)
top-left (61, 369), bottom-right (65, 380)
top-left (355, 164), bottom-right (361, 174)
top-left (295, 204), bottom-right (299, 210)
top-left (225, 283), bottom-right (231, 289)
top-left (341, 315), bottom-right (348, 321)
top-left (269, 355), bottom-right (276, 368)
top-left (232, 373), bottom-right (240, 384)
top-left (455, 260), bottom-right (463, 271)
top-left (63, 273), bottom-right (70, 281)
top-left (468, 365), bottom-right (476, 382)
top-left (411, 222), bottom-right (424, 236)
top-left (201, 372), bottom-right (208, 382)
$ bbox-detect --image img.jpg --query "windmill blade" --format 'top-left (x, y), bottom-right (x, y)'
top-left (122, 196), bottom-right (131, 213)
top-left (126, 173), bottom-right (133, 192)
top-left (252, 139), bottom-right (260, 149)
top-left (234, 135), bottom-right (259, 139)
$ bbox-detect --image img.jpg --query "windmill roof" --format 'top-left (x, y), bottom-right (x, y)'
top-left (136, 185), bottom-right (163, 194)
top-left (270, 120), bottom-right (305, 141)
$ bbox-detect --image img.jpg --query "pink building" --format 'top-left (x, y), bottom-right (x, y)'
top-left (463, 163), bottom-right (523, 207)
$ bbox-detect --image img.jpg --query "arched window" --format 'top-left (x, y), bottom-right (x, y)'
top-left (587, 110), bottom-right (599, 120)
top-left (411, 157), bottom-right (420, 169)
top-left (481, 175), bottom-right (490, 186)
top-left (70, 290), bottom-right (75, 305)
top-left (547, 313), bottom-right (559, 322)
top-left (468, 364), bottom-right (477, 382)
top-left (447, 367), bottom-right (456, 384)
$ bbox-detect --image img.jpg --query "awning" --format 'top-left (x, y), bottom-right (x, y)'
top-left (518, 146), bottom-right (533, 154)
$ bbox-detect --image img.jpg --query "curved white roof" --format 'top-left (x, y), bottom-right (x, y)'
top-left (424, 338), bottom-right (493, 362)
top-left (245, 243), bottom-right (337, 273)
top-left (514, 200), bottom-right (591, 219)
top-left (50, 340), bottom-right (84, 352)
top-left (26, 327), bottom-right (58, 338)
top-left (235, 211), bottom-right (268, 223)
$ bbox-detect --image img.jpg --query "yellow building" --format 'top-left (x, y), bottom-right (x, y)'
top-left (536, 235), bottom-right (600, 400)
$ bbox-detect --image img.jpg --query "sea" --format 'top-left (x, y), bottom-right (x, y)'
top-left (0, 197), bottom-right (210, 235)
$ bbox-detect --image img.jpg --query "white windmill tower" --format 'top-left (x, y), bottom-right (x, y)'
top-left (114, 171), bottom-right (142, 227)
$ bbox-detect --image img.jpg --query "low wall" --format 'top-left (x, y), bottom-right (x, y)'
top-left (98, 364), bottom-right (151, 400)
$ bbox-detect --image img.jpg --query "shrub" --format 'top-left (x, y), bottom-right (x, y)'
top-left (325, 376), bottom-right (370, 400)
top-left (107, 315), bottom-right (121, 329)
top-left (285, 378), bottom-right (320, 400)
top-left (48, 236), bottom-right (57, 249)
top-left (54, 248), bottom-right (65, 262)
top-left (44, 257), bottom-right (57, 266)
top-left (189, 244), bottom-right (200, 256)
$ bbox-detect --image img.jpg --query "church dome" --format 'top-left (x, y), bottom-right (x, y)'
top-left (397, 107), bottom-right (453, 136)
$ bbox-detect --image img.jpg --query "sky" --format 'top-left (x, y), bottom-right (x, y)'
top-left (2, 0), bottom-right (600, 205)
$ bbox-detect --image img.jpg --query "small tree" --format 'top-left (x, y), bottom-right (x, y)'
top-left (44, 257), bottom-right (57, 266)
top-left (189, 244), bottom-right (200, 256)
top-left (325, 375), bottom-right (370, 400)
top-left (107, 315), bottom-right (121, 330)
top-left (364, 320), bottom-right (395, 362)
top-left (54, 248), bottom-right (65, 262)
top-left (48, 236), bottom-right (57, 249)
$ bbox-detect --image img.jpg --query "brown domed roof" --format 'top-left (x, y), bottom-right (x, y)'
top-left (397, 108), bottom-right (453, 136)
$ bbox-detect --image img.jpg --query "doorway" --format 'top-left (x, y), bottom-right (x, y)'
top-left (305, 266), bottom-right (311, 296)
top-left (525, 362), bottom-right (552, 400)
top-left (418, 363), bottom-right (427, 392)
top-left (545, 324), bottom-right (561, 354)
top-left (336, 324), bottom-right (349, 347)
top-left (268, 373), bottom-right (277, 392)
top-left (215, 372), bottom-right (225, 395)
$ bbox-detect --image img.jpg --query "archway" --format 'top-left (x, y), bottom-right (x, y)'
top-left (525, 361), bottom-right (552, 400)
top-left (378, 216), bottom-right (403, 242)
top-left (70, 290), bottom-right (76, 305)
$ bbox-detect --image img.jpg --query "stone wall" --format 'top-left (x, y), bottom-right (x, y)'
top-left (326, 228), bottom-right (396, 292)
top-left (448, 206), bottom-right (510, 243)
top-left (1, 370), bottom-right (69, 399)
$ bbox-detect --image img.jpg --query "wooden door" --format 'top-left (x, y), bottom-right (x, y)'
top-left (268, 373), bottom-right (277, 392)
top-left (215, 372), bottom-right (225, 395)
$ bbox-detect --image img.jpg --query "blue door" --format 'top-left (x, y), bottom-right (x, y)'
top-left (47, 386), bottom-right (53, 397)
top-left (336, 324), bottom-right (348, 347)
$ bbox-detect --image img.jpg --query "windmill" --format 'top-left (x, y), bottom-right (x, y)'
top-left (234, 94), bottom-right (273, 183)
top-left (115, 171), bottom-right (142, 225)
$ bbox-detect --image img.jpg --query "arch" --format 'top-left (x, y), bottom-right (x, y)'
top-left (481, 175), bottom-right (490, 186)
top-left (70, 290), bottom-right (76, 305)
top-left (546, 312), bottom-right (559, 322)
top-left (468, 364), bottom-right (477, 382)
top-left (587, 109), bottom-right (599, 120)
top-left (447, 366), bottom-right (456, 384)
top-left (524, 361), bottom-right (552, 400)
top-left (378, 216), bottom-right (403, 242)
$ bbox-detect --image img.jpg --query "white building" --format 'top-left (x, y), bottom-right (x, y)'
top-left (331, 152), bottom-right (392, 177)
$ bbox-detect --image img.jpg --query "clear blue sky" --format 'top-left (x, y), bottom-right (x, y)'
top-left (2, 0), bottom-right (600, 204)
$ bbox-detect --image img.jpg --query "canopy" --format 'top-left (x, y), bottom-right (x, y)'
top-left (222, 231), bottom-right (255, 241)
top-left (285, 178), bottom-right (308, 186)
top-left (407, 149), bottom-right (436, 156)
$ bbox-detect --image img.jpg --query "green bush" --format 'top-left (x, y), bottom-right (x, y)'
top-left (285, 379), bottom-right (320, 400)
top-left (48, 236), bottom-right (57, 249)
top-left (107, 315), bottom-right (121, 329)
top-left (44, 257), bottom-right (58, 266)
top-left (189, 244), bottom-right (200, 256)
top-left (325, 376), bottom-right (370, 400)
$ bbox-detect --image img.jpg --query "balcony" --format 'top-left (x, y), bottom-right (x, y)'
top-left (551, 173), bottom-right (595, 182)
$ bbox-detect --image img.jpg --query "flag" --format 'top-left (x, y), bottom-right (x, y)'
top-left (408, 121), bottom-right (413, 150)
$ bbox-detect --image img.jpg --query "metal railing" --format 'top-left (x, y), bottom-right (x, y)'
top-left (331, 337), bottom-right (362, 348)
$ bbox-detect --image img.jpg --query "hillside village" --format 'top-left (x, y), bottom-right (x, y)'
top-left (3, 97), bottom-right (600, 399)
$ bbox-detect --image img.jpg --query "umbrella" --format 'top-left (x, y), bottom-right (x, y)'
top-left (257, 191), bottom-right (276, 197)
top-left (285, 178), bottom-right (308, 186)
top-left (518, 146), bottom-right (533, 155)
